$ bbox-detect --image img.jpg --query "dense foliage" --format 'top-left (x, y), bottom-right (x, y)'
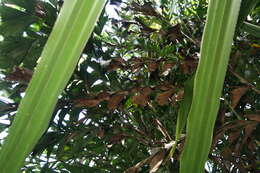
top-left (0, 0), bottom-right (259, 172)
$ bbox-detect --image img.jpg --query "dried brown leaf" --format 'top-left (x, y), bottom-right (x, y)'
top-left (180, 59), bottom-right (198, 74)
top-left (162, 62), bottom-right (175, 72)
top-left (221, 148), bottom-right (232, 160)
top-left (97, 128), bottom-right (105, 139)
top-left (109, 133), bottom-right (125, 144)
top-left (142, 87), bottom-right (152, 96)
top-left (107, 61), bottom-right (122, 72)
top-left (148, 62), bottom-right (157, 72)
top-left (154, 119), bottom-right (172, 141)
top-left (218, 107), bottom-right (226, 125)
top-left (130, 87), bottom-right (141, 93)
top-left (175, 89), bottom-right (184, 101)
top-left (167, 24), bottom-right (182, 41)
top-left (107, 94), bottom-right (125, 110)
top-left (247, 137), bottom-right (256, 152)
top-left (124, 167), bottom-right (139, 173)
top-left (157, 84), bottom-right (174, 91)
top-left (74, 98), bottom-right (100, 107)
top-left (149, 150), bottom-right (166, 173)
top-left (97, 92), bottom-right (110, 101)
top-left (228, 131), bottom-right (241, 144)
top-left (156, 90), bottom-right (174, 106)
top-left (231, 86), bottom-right (249, 108)
top-left (132, 94), bottom-right (148, 107)
top-left (131, 63), bottom-right (143, 73)
top-left (123, 157), bottom-right (149, 173)
top-left (161, 62), bottom-right (175, 76)
top-left (114, 57), bottom-right (126, 64)
top-left (245, 114), bottom-right (260, 122)
top-left (5, 66), bottom-right (33, 82)
top-left (240, 123), bottom-right (257, 149)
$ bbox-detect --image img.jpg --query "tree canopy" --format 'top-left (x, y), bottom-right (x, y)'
top-left (0, 0), bottom-right (259, 172)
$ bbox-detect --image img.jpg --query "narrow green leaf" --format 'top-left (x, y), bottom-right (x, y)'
top-left (168, 77), bottom-right (193, 159)
top-left (237, 0), bottom-right (258, 27)
top-left (242, 22), bottom-right (260, 38)
top-left (180, 0), bottom-right (242, 172)
top-left (175, 76), bottom-right (194, 141)
top-left (0, 1), bottom-right (106, 172)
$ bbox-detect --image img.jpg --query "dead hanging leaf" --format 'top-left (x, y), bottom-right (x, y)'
top-left (114, 57), bottom-right (126, 64)
top-left (35, 1), bottom-right (46, 18)
top-left (130, 87), bottom-right (141, 93)
top-left (247, 137), bottom-right (256, 152)
top-left (221, 147), bottom-right (232, 160)
top-left (228, 131), bottom-right (241, 144)
top-left (148, 61), bottom-right (157, 72)
top-left (97, 128), bottom-right (105, 139)
top-left (212, 120), bottom-right (252, 148)
top-left (156, 90), bottom-right (174, 106)
top-left (154, 119), bottom-right (172, 141)
top-left (240, 123), bottom-right (257, 150)
top-left (161, 62), bottom-right (175, 76)
top-left (132, 87), bottom-right (152, 107)
top-left (109, 133), bottom-right (125, 144)
top-left (180, 62), bottom-right (189, 74)
top-left (166, 24), bottom-right (182, 41)
top-left (74, 98), bottom-right (100, 107)
top-left (123, 157), bottom-right (150, 173)
top-left (157, 83), bottom-right (174, 91)
top-left (131, 2), bottom-right (159, 17)
top-left (131, 63), bottom-right (143, 73)
top-left (5, 66), bottom-right (33, 82)
top-left (149, 150), bottom-right (166, 173)
top-left (142, 87), bottom-right (152, 96)
top-left (97, 92), bottom-right (110, 101)
top-left (245, 114), bottom-right (260, 122)
top-left (124, 167), bottom-right (139, 173)
top-left (234, 123), bottom-right (257, 156)
top-left (175, 89), bottom-right (184, 101)
top-left (107, 60), bottom-right (123, 72)
top-left (218, 107), bottom-right (226, 125)
top-left (132, 94), bottom-right (148, 107)
top-left (162, 62), bottom-right (175, 71)
top-left (231, 86), bottom-right (249, 108)
top-left (230, 50), bottom-right (242, 69)
top-left (107, 94), bottom-right (125, 110)
top-left (180, 59), bottom-right (198, 74)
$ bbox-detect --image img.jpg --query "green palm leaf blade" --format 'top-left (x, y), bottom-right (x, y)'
top-left (0, 1), bottom-right (106, 172)
top-left (242, 22), bottom-right (260, 38)
top-left (180, 0), bottom-right (241, 172)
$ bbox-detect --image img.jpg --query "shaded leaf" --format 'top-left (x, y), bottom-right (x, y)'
top-left (245, 114), bottom-right (260, 122)
top-left (147, 61), bottom-right (157, 72)
top-left (149, 150), bottom-right (166, 173)
top-left (132, 94), bottom-right (148, 107)
top-left (231, 86), bottom-right (249, 108)
top-left (107, 94), bottom-right (125, 110)
top-left (156, 89), bottom-right (174, 106)
top-left (97, 127), bottom-right (105, 139)
top-left (109, 133), bottom-right (125, 144)
top-left (5, 66), bottom-right (33, 82)
top-left (97, 91), bottom-right (110, 101)
top-left (74, 98), bottom-right (100, 107)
